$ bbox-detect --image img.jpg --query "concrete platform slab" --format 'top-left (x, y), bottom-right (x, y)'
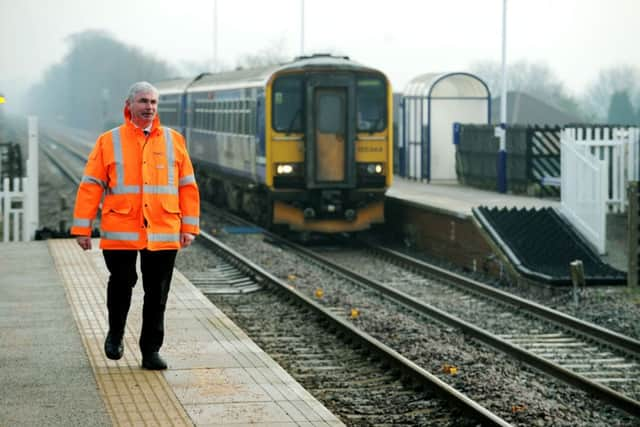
top-left (1, 239), bottom-right (345, 426)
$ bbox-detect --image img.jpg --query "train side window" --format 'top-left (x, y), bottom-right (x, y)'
top-left (233, 99), bottom-right (240, 134)
top-left (204, 100), bottom-right (211, 131)
top-left (249, 100), bottom-right (257, 135)
top-left (209, 101), bottom-right (217, 131)
top-left (273, 76), bottom-right (303, 133)
top-left (224, 101), bottom-right (231, 133)
top-left (194, 101), bottom-right (200, 129)
top-left (199, 102), bottom-right (205, 130)
top-left (209, 100), bottom-right (215, 131)
top-left (357, 76), bottom-right (386, 132)
top-left (230, 100), bottom-right (235, 134)
top-left (214, 100), bottom-right (221, 132)
top-left (240, 100), bottom-right (245, 135)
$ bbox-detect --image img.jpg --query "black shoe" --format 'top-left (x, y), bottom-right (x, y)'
top-left (142, 352), bottom-right (167, 370)
top-left (104, 332), bottom-right (124, 360)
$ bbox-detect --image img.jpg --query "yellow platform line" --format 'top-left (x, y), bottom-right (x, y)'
top-left (49, 239), bottom-right (193, 427)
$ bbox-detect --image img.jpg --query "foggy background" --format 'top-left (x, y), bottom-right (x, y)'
top-left (1, 0), bottom-right (639, 131)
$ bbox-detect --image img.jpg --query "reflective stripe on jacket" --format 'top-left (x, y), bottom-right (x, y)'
top-left (70, 108), bottom-right (200, 250)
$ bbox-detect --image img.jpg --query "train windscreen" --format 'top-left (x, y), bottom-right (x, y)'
top-left (356, 76), bottom-right (386, 132)
top-left (272, 76), bottom-right (304, 133)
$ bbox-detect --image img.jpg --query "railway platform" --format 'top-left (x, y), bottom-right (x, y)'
top-left (387, 177), bottom-right (560, 217)
top-left (384, 177), bottom-right (627, 284)
top-left (0, 239), bottom-right (344, 426)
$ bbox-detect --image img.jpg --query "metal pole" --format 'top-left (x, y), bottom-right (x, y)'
top-left (213, 0), bottom-right (218, 71)
top-left (300, 0), bottom-right (305, 56)
top-left (496, 0), bottom-right (508, 193)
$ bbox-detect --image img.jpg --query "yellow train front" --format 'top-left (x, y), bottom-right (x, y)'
top-left (156, 54), bottom-right (393, 233)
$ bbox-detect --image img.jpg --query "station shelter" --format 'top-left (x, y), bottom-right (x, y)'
top-left (398, 72), bottom-right (490, 181)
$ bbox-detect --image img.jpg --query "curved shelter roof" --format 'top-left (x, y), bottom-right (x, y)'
top-left (403, 72), bottom-right (490, 99)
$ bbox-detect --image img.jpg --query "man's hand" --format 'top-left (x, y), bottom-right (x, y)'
top-left (76, 236), bottom-right (92, 251)
top-left (180, 233), bottom-right (195, 248)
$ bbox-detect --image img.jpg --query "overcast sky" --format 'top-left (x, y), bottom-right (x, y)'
top-left (1, 0), bottom-right (639, 104)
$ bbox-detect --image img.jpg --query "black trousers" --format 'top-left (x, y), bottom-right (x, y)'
top-left (103, 249), bottom-right (177, 354)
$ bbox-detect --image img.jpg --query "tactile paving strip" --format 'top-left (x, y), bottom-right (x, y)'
top-left (49, 239), bottom-right (192, 426)
top-left (49, 239), bottom-right (344, 426)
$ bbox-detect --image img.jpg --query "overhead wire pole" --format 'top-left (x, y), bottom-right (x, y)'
top-left (496, 0), bottom-right (508, 193)
top-left (212, 0), bottom-right (218, 71)
top-left (300, 0), bottom-right (305, 56)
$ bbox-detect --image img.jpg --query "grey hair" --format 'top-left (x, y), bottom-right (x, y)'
top-left (127, 81), bottom-right (159, 103)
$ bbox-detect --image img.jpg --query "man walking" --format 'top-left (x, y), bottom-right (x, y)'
top-left (71, 81), bottom-right (200, 370)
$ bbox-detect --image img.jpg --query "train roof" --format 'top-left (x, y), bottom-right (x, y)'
top-left (156, 54), bottom-right (386, 94)
top-left (154, 77), bottom-right (199, 94)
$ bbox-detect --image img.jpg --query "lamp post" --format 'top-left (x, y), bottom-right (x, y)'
top-left (300, 0), bottom-right (305, 56)
top-left (496, 0), bottom-right (508, 193)
top-left (212, 0), bottom-right (218, 71)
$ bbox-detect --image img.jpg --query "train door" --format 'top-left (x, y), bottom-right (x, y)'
top-left (305, 76), bottom-right (356, 188)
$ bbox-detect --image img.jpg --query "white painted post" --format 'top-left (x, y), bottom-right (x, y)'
top-left (2, 177), bottom-right (9, 242)
top-left (12, 177), bottom-right (20, 240)
top-left (25, 116), bottom-right (39, 240)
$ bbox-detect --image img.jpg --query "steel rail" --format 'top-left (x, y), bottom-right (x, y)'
top-left (197, 229), bottom-right (512, 427)
top-left (278, 238), bottom-right (640, 418)
top-left (40, 141), bottom-right (82, 185)
top-left (373, 245), bottom-right (640, 358)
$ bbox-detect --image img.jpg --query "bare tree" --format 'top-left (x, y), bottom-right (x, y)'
top-left (28, 30), bottom-right (176, 131)
top-left (235, 39), bottom-right (289, 70)
top-left (469, 59), bottom-right (582, 120)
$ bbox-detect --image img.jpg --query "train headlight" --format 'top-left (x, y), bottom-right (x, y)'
top-left (357, 163), bottom-right (386, 188)
top-left (277, 164), bottom-right (294, 174)
top-left (275, 163), bottom-right (302, 176)
top-left (274, 162), bottom-right (304, 188)
top-left (364, 163), bottom-right (384, 175)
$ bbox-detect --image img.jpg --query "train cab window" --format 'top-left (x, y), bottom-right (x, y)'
top-left (357, 76), bottom-right (386, 132)
top-left (317, 94), bottom-right (344, 134)
top-left (273, 76), bottom-right (303, 133)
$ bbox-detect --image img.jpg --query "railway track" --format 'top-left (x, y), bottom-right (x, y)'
top-left (193, 207), bottom-right (634, 424)
top-left (198, 206), bottom-right (639, 421)
top-left (274, 239), bottom-right (640, 417)
top-left (312, 243), bottom-right (640, 409)
top-left (193, 229), bottom-right (510, 426)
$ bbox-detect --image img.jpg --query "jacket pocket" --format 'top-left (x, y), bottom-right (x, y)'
top-left (103, 198), bottom-right (132, 215)
top-left (101, 199), bottom-right (133, 231)
top-left (161, 198), bottom-right (180, 214)
top-left (159, 198), bottom-right (181, 231)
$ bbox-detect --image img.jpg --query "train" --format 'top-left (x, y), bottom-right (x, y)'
top-left (155, 53), bottom-right (393, 233)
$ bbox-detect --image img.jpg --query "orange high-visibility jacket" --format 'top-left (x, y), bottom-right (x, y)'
top-left (71, 106), bottom-right (200, 250)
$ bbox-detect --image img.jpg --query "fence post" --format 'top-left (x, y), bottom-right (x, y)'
top-left (570, 260), bottom-right (585, 305)
top-left (2, 177), bottom-right (9, 241)
top-left (628, 181), bottom-right (639, 288)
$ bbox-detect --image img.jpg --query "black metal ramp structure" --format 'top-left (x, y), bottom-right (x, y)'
top-left (472, 206), bottom-right (626, 286)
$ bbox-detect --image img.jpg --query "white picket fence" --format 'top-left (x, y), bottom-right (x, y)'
top-left (0, 177), bottom-right (28, 241)
top-left (0, 116), bottom-right (39, 242)
top-left (560, 127), bottom-right (640, 254)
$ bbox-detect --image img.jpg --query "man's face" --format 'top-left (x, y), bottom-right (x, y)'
top-left (127, 90), bottom-right (158, 127)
